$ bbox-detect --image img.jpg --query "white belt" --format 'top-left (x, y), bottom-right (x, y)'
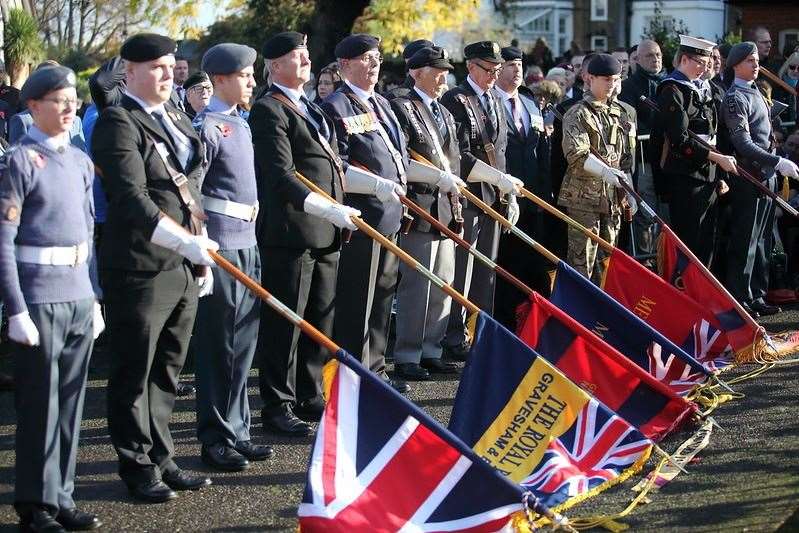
top-left (202, 196), bottom-right (259, 222)
top-left (16, 242), bottom-right (89, 266)
top-left (696, 134), bottom-right (716, 147)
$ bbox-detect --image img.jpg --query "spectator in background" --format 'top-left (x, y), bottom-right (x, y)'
top-left (612, 48), bottom-right (630, 79)
top-left (570, 54), bottom-right (585, 96)
top-left (773, 51), bottom-right (799, 123)
top-left (530, 37), bottom-right (555, 73)
top-left (786, 131), bottom-right (799, 164)
top-left (183, 71), bottom-right (213, 118)
top-left (0, 60), bottom-right (21, 113)
top-left (314, 62), bottom-right (342, 103)
top-left (749, 26), bottom-right (784, 75)
top-left (545, 67), bottom-right (568, 100)
top-left (525, 65), bottom-right (544, 86)
top-left (170, 56), bottom-right (190, 111)
top-left (628, 45), bottom-right (639, 76)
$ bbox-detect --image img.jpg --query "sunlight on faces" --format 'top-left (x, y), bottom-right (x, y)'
top-left (467, 59), bottom-right (501, 91)
top-left (28, 86), bottom-right (77, 137)
top-left (588, 73), bottom-right (620, 101)
top-left (271, 48), bottom-right (312, 90)
top-left (213, 66), bottom-right (256, 107)
top-left (126, 55), bottom-right (175, 106)
top-left (680, 54), bottom-right (710, 80)
top-left (340, 51), bottom-right (381, 92)
top-left (187, 82), bottom-right (212, 113)
top-left (498, 59), bottom-right (523, 91)
top-left (733, 53), bottom-right (759, 82)
top-left (638, 41), bottom-right (662, 74)
top-left (410, 66), bottom-right (449, 98)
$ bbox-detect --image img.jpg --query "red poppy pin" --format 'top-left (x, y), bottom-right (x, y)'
top-left (27, 149), bottom-right (46, 169)
top-left (216, 123), bottom-right (232, 137)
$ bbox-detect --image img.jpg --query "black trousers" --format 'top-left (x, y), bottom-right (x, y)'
top-left (668, 175), bottom-right (719, 267)
top-left (258, 244), bottom-right (339, 416)
top-left (102, 265), bottom-right (198, 485)
top-left (333, 232), bottom-right (399, 376)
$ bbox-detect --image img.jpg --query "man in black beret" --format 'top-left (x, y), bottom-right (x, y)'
top-left (92, 32), bottom-right (215, 503)
top-left (439, 41), bottom-right (522, 359)
top-left (385, 39), bottom-right (435, 100)
top-left (183, 71), bottom-right (212, 117)
top-left (250, 32), bottom-right (359, 436)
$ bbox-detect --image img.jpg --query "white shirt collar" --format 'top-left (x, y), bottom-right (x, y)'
top-left (413, 86), bottom-right (436, 108)
top-left (125, 90), bottom-right (165, 115)
top-left (27, 125), bottom-right (70, 152)
top-left (493, 85), bottom-right (517, 102)
top-left (206, 95), bottom-right (237, 114)
top-left (345, 80), bottom-right (374, 102)
top-left (466, 75), bottom-right (489, 98)
top-left (272, 82), bottom-right (306, 105)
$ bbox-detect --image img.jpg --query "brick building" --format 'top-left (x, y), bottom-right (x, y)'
top-left (725, 0), bottom-right (799, 59)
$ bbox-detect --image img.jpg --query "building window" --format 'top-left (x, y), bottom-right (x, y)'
top-left (590, 35), bottom-right (608, 52)
top-left (780, 29), bottom-right (799, 58)
top-left (591, 0), bottom-right (608, 21)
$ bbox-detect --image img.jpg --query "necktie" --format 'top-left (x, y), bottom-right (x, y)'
top-left (510, 97), bottom-right (525, 139)
top-left (430, 100), bottom-right (447, 138)
top-left (152, 109), bottom-right (193, 170)
top-left (483, 92), bottom-right (497, 131)
top-left (301, 96), bottom-right (330, 140)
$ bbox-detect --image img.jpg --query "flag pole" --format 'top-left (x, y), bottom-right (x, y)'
top-left (652, 444), bottom-right (689, 474)
top-left (760, 66), bottom-right (798, 97)
top-left (399, 195), bottom-right (534, 297)
top-left (294, 171), bottom-right (480, 315)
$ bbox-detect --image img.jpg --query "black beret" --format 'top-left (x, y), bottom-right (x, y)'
top-left (727, 42), bottom-right (757, 68)
top-left (464, 41), bottom-right (502, 64)
top-left (261, 31), bottom-right (307, 60)
top-left (120, 33), bottom-right (177, 62)
top-left (202, 43), bottom-right (257, 74)
top-left (335, 34), bottom-right (380, 59)
top-left (407, 46), bottom-right (454, 70)
top-left (403, 39), bottom-right (434, 60)
top-left (21, 66), bottom-right (77, 102)
top-left (501, 46), bottom-right (523, 62)
top-left (183, 71), bottom-right (210, 91)
top-left (718, 42), bottom-right (732, 59)
top-left (587, 53), bottom-right (621, 76)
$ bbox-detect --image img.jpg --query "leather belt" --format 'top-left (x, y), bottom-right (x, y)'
top-left (17, 242), bottom-right (89, 266)
top-left (202, 196), bottom-right (259, 222)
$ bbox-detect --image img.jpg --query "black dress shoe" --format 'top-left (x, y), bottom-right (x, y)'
top-left (127, 480), bottom-right (177, 503)
top-left (263, 408), bottom-right (314, 437)
top-left (162, 469), bottom-right (212, 491)
top-left (385, 378), bottom-right (410, 394)
top-left (202, 443), bottom-right (249, 472)
top-left (234, 440), bottom-right (274, 461)
top-left (442, 342), bottom-right (470, 362)
top-left (55, 508), bottom-right (101, 531)
top-left (740, 301), bottom-right (760, 318)
top-left (394, 363), bottom-right (430, 381)
top-left (420, 358), bottom-right (459, 374)
top-left (176, 381), bottom-right (196, 396)
top-left (751, 300), bottom-right (781, 316)
top-left (294, 397), bottom-right (325, 422)
top-left (20, 509), bottom-right (66, 533)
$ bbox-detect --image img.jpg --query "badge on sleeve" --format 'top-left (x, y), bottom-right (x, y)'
top-left (26, 149), bottom-right (46, 169)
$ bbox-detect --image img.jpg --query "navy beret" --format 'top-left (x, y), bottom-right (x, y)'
top-left (120, 33), bottom-right (177, 62)
top-left (335, 34), bottom-right (380, 59)
top-left (727, 41), bottom-right (757, 68)
top-left (464, 41), bottom-right (502, 64)
top-left (403, 39), bottom-right (434, 60)
top-left (21, 66), bottom-right (76, 102)
top-left (262, 32), bottom-right (307, 60)
top-left (587, 53), bottom-right (621, 76)
top-left (501, 46), bottom-right (523, 62)
top-left (202, 43), bottom-right (257, 74)
top-left (407, 46), bottom-right (454, 70)
top-left (183, 71), bottom-right (210, 91)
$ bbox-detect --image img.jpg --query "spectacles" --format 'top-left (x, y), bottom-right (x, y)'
top-left (358, 53), bottom-right (383, 64)
top-left (190, 84), bottom-right (213, 94)
top-left (473, 61), bottom-right (502, 76)
top-left (687, 55), bottom-right (711, 68)
top-left (41, 97), bottom-right (78, 108)
top-left (789, 64), bottom-right (799, 71)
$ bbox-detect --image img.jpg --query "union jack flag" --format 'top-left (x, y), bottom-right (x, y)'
top-left (680, 319), bottom-right (733, 374)
top-left (647, 342), bottom-right (708, 396)
top-left (521, 400), bottom-right (652, 507)
top-left (298, 352), bottom-right (527, 532)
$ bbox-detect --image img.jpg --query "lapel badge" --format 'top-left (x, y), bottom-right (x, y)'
top-left (27, 149), bottom-right (46, 169)
top-left (216, 123), bottom-right (232, 137)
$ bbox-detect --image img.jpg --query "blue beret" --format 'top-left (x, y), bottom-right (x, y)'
top-left (403, 39), bottom-right (434, 60)
top-left (727, 42), bottom-right (757, 68)
top-left (587, 53), bottom-right (621, 76)
top-left (501, 46), bottom-right (523, 62)
top-left (183, 71), bottom-right (210, 90)
top-left (464, 41), bottom-right (502, 63)
top-left (262, 32), bottom-right (307, 60)
top-left (120, 33), bottom-right (177, 62)
top-left (335, 34), bottom-right (380, 59)
top-left (21, 66), bottom-right (77, 102)
top-left (407, 46), bottom-right (453, 70)
top-left (202, 43), bottom-right (257, 74)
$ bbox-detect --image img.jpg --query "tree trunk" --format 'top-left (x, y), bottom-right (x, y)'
top-left (306, 0), bottom-right (369, 70)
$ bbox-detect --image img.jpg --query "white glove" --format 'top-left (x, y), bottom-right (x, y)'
top-left (93, 302), bottom-right (105, 340)
top-left (506, 194), bottom-right (520, 229)
top-left (625, 193), bottom-right (638, 217)
top-left (497, 173), bottom-right (524, 195)
top-left (303, 192), bottom-right (360, 230)
top-left (776, 157), bottom-right (799, 179)
top-left (198, 268), bottom-right (214, 297)
top-left (9, 312), bottom-right (40, 346)
top-left (583, 153), bottom-right (624, 187)
top-left (467, 159), bottom-right (521, 194)
top-left (436, 171), bottom-right (465, 194)
top-left (374, 178), bottom-right (403, 205)
top-left (150, 216), bottom-right (219, 266)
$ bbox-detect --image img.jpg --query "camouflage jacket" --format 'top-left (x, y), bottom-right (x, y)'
top-left (557, 93), bottom-right (636, 214)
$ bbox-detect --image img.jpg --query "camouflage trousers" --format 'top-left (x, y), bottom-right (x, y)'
top-left (565, 208), bottom-right (621, 284)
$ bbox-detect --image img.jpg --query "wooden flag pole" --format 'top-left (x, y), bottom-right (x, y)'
top-left (294, 171), bottom-right (480, 315)
top-left (760, 66), bottom-right (797, 97)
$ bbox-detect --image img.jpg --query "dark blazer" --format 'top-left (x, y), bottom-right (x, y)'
top-left (548, 95), bottom-right (581, 201)
top-left (390, 88), bottom-right (460, 233)
top-left (92, 95), bottom-right (204, 271)
top-left (321, 83), bottom-right (408, 235)
top-left (440, 79), bottom-right (508, 207)
top-left (248, 85), bottom-right (344, 249)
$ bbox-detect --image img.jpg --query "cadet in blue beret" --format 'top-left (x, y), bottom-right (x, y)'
top-left (1, 65), bottom-right (103, 532)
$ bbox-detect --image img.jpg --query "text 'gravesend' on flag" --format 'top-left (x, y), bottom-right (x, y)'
top-left (516, 291), bottom-right (696, 441)
top-left (550, 261), bottom-right (711, 396)
top-left (449, 312), bottom-right (653, 510)
top-left (298, 349), bottom-right (535, 533)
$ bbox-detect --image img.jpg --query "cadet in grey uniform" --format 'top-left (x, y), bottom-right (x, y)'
top-left (193, 44), bottom-right (274, 472)
top-left (0, 67), bottom-right (103, 532)
top-left (722, 42), bottom-right (799, 317)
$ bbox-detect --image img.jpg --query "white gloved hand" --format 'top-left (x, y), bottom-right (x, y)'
top-left (9, 312), bottom-right (40, 346)
top-left (497, 173), bottom-right (524, 195)
top-left (304, 192), bottom-right (360, 230)
top-left (776, 157), bottom-right (799, 179)
top-left (625, 193), bottom-right (639, 217)
top-left (374, 178), bottom-right (403, 204)
top-left (436, 171), bottom-right (466, 194)
top-left (150, 216), bottom-right (219, 266)
top-left (198, 268), bottom-right (214, 298)
top-left (93, 302), bottom-right (105, 340)
top-left (506, 194), bottom-right (520, 227)
top-left (583, 153), bottom-right (624, 187)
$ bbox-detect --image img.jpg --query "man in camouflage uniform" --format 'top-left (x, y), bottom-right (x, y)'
top-left (559, 54), bottom-right (636, 283)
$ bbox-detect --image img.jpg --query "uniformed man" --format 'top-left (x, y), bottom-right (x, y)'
top-left (384, 39), bottom-right (434, 100)
top-left (652, 35), bottom-right (737, 269)
top-left (389, 46), bottom-right (463, 380)
top-left (191, 43), bottom-right (273, 471)
top-left (559, 53), bottom-right (636, 283)
top-left (92, 33), bottom-right (216, 503)
top-left (250, 32), bottom-right (359, 436)
top-left (320, 34), bottom-right (410, 393)
top-left (0, 66), bottom-right (102, 532)
top-left (723, 41), bottom-right (799, 317)
top-left (183, 71), bottom-right (213, 118)
top-left (440, 41), bottom-right (523, 359)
